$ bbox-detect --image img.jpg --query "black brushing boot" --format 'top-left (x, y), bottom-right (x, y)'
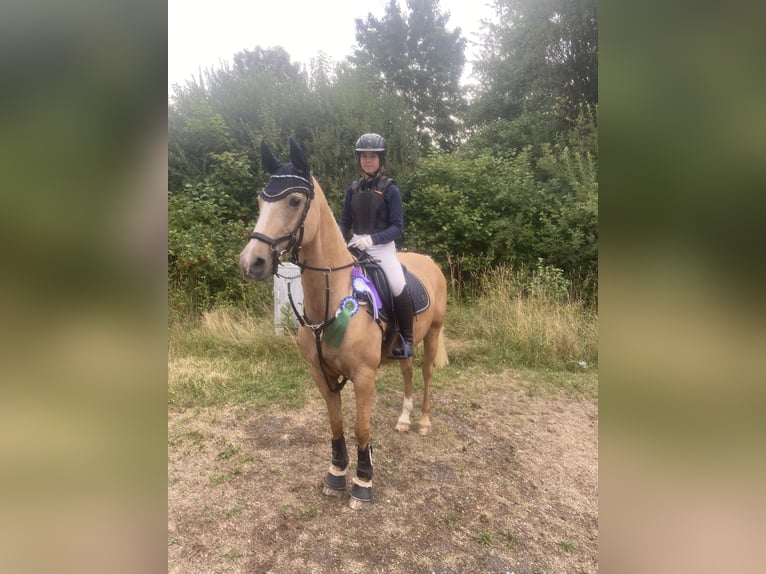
top-left (322, 434), bottom-right (348, 495)
top-left (392, 288), bottom-right (414, 359)
top-left (350, 444), bottom-right (373, 508)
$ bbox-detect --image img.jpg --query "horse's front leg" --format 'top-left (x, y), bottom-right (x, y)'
top-left (350, 370), bottom-right (376, 509)
top-left (311, 365), bottom-right (348, 497)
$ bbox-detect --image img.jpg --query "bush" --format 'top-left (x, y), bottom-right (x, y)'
top-left (168, 184), bottom-right (257, 313)
top-left (403, 139), bottom-right (597, 296)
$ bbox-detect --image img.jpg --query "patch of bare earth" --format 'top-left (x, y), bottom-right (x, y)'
top-left (168, 370), bottom-right (598, 573)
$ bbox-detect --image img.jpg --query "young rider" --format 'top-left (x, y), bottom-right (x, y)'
top-left (339, 133), bottom-right (414, 359)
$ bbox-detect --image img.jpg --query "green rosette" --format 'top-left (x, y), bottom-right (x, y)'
top-left (324, 296), bottom-right (359, 348)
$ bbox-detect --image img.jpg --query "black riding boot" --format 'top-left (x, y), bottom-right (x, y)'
top-left (392, 288), bottom-right (414, 359)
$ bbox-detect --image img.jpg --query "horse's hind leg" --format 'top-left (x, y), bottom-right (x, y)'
top-left (395, 357), bottom-right (414, 432)
top-left (418, 325), bottom-right (442, 435)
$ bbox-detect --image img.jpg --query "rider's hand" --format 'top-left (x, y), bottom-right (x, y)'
top-left (349, 234), bottom-right (373, 251)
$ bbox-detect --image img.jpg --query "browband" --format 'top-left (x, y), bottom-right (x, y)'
top-left (260, 174), bottom-right (314, 202)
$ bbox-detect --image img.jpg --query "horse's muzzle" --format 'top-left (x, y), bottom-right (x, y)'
top-left (239, 250), bottom-right (273, 281)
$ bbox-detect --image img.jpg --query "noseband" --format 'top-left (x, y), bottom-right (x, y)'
top-left (249, 174), bottom-right (314, 271)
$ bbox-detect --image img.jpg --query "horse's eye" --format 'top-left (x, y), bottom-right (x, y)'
top-left (289, 196), bottom-right (302, 208)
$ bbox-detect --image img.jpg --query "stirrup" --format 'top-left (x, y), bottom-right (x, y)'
top-left (390, 333), bottom-right (413, 359)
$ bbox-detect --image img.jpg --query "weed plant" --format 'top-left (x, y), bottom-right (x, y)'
top-left (446, 264), bottom-right (597, 370)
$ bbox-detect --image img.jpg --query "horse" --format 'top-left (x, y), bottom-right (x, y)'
top-left (239, 138), bottom-right (448, 509)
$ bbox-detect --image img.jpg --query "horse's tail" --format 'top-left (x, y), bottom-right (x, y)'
top-left (434, 327), bottom-right (449, 368)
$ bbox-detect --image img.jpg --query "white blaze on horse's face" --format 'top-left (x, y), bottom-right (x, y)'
top-left (252, 199), bottom-right (281, 238)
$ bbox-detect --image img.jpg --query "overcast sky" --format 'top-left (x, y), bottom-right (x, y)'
top-left (168, 0), bottom-right (495, 94)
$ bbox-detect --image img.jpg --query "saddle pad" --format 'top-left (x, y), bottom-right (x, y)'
top-left (406, 268), bottom-right (431, 315)
top-left (366, 265), bottom-right (430, 323)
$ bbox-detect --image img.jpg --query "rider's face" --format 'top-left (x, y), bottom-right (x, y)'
top-left (359, 152), bottom-right (380, 175)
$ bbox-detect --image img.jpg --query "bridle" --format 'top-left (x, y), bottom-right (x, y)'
top-left (248, 173), bottom-right (314, 272)
top-left (246, 170), bottom-right (377, 394)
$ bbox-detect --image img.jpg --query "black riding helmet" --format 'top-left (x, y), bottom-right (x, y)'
top-left (354, 133), bottom-right (387, 168)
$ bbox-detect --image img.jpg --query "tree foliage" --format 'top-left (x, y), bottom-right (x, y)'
top-left (354, 0), bottom-right (467, 151)
top-left (168, 0), bottom-right (598, 310)
top-left (404, 113), bottom-right (597, 286)
top-left (168, 81), bottom-right (232, 190)
top-left (167, 183), bottom-right (250, 310)
top-left (471, 0), bottom-right (597, 127)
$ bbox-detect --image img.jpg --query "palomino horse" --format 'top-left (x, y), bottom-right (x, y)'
top-left (239, 139), bottom-right (448, 509)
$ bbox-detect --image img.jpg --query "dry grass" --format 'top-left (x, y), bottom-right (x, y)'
top-left (168, 308), bottom-right (310, 410)
top-left (200, 307), bottom-right (264, 342)
top-left (168, 274), bottom-right (599, 572)
top-left (168, 369), bottom-right (598, 574)
top-left (453, 266), bottom-right (598, 370)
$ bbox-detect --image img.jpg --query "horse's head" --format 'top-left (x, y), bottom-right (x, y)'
top-left (239, 138), bottom-right (316, 281)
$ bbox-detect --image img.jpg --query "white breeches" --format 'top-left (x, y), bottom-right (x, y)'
top-left (351, 237), bottom-right (406, 296)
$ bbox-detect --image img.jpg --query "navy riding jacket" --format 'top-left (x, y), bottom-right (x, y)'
top-left (339, 175), bottom-right (403, 246)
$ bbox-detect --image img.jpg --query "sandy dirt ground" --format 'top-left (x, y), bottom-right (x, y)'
top-left (168, 370), bottom-right (598, 573)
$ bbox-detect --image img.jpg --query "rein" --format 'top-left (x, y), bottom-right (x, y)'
top-left (254, 173), bottom-right (368, 394)
top-left (279, 260), bottom-right (359, 393)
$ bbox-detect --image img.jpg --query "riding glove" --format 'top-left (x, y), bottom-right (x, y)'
top-left (350, 234), bottom-right (373, 251)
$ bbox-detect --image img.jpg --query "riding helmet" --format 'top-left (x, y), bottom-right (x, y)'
top-left (354, 133), bottom-right (387, 166)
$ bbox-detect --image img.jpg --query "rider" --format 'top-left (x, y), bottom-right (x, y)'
top-left (339, 133), bottom-right (414, 359)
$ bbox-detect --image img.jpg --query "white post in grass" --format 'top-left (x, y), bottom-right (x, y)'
top-left (273, 263), bottom-right (303, 335)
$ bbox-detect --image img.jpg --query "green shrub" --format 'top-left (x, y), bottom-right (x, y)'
top-left (168, 184), bottom-right (255, 313)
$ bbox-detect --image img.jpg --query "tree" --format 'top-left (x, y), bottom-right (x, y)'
top-left (168, 80), bottom-right (232, 191)
top-left (471, 0), bottom-right (597, 127)
top-left (301, 65), bottom-right (420, 214)
top-left (167, 183), bottom-right (250, 309)
top-left (202, 46), bottom-right (309, 151)
top-left (404, 112), bottom-right (597, 288)
top-left (354, 0), bottom-right (467, 151)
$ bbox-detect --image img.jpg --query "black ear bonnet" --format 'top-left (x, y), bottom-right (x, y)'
top-left (259, 138), bottom-right (314, 202)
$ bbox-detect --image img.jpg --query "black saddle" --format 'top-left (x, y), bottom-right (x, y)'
top-left (350, 248), bottom-right (430, 323)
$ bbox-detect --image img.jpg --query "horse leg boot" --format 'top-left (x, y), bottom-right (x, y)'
top-left (349, 444), bottom-right (373, 509)
top-left (322, 434), bottom-right (349, 497)
top-left (392, 288), bottom-right (414, 359)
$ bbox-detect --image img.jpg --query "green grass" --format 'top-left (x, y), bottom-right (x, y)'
top-left (168, 267), bottom-right (598, 410)
top-left (442, 512), bottom-right (460, 525)
top-left (168, 307), bottom-right (310, 410)
top-left (297, 505), bottom-right (320, 520)
top-left (222, 548), bottom-right (241, 561)
top-left (477, 531), bottom-right (493, 547)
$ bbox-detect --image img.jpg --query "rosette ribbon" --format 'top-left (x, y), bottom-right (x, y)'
top-left (351, 268), bottom-right (382, 321)
top-left (325, 296), bottom-right (359, 348)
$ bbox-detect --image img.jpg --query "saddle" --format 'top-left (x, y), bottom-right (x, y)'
top-left (349, 248), bottom-right (430, 357)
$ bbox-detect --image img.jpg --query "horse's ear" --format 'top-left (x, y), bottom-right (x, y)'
top-left (289, 138), bottom-right (310, 178)
top-left (260, 140), bottom-right (282, 174)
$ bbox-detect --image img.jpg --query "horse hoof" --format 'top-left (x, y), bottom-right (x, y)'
top-left (395, 421), bottom-right (410, 432)
top-left (418, 424), bottom-right (431, 436)
top-left (349, 480), bottom-right (372, 509)
top-left (349, 496), bottom-right (372, 510)
top-left (322, 473), bottom-right (346, 497)
top-left (322, 484), bottom-right (344, 497)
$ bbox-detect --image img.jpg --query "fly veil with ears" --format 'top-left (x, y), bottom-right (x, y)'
top-left (248, 138), bottom-right (315, 270)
